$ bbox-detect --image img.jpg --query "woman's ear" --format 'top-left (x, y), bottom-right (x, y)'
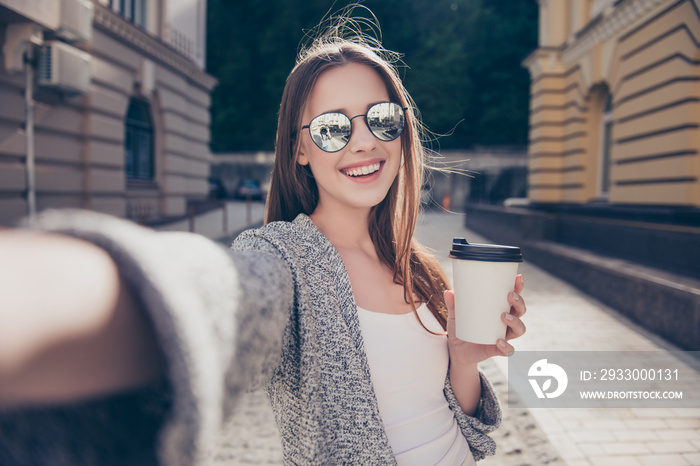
top-left (296, 148), bottom-right (309, 166)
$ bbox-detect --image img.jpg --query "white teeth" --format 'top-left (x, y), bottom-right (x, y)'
top-left (344, 162), bottom-right (381, 177)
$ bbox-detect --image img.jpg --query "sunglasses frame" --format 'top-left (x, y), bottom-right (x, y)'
top-left (301, 102), bottom-right (408, 153)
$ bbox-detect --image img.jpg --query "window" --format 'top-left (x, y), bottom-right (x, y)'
top-left (598, 93), bottom-right (613, 197)
top-left (125, 98), bottom-right (154, 181)
top-left (108, 0), bottom-right (147, 27)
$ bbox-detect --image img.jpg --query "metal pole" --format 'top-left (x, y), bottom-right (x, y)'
top-left (24, 48), bottom-right (36, 220)
top-left (188, 204), bottom-right (195, 232)
top-left (246, 195), bottom-right (252, 225)
top-left (222, 200), bottom-right (228, 234)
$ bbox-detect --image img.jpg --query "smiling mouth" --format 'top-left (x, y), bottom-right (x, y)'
top-left (341, 162), bottom-right (383, 177)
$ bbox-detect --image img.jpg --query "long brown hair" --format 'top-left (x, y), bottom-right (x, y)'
top-left (265, 13), bottom-right (449, 330)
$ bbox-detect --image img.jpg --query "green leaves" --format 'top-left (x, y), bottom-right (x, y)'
top-left (206, 0), bottom-right (537, 151)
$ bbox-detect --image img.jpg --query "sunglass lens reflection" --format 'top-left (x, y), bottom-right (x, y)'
top-left (367, 103), bottom-right (405, 142)
top-left (309, 113), bottom-right (351, 152)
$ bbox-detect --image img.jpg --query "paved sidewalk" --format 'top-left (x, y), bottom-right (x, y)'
top-left (208, 209), bottom-right (700, 465)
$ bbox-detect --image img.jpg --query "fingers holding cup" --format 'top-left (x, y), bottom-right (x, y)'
top-left (502, 307), bottom-right (526, 342)
top-left (508, 290), bottom-right (527, 318)
top-left (514, 273), bottom-right (524, 294)
top-left (504, 289), bottom-right (527, 340)
top-left (496, 338), bottom-right (515, 357)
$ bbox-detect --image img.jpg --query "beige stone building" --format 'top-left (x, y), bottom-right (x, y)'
top-left (0, 0), bottom-right (215, 225)
top-left (523, 0), bottom-right (700, 208)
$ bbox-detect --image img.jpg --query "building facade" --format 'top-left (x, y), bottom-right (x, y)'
top-left (0, 0), bottom-right (216, 225)
top-left (523, 0), bottom-right (700, 209)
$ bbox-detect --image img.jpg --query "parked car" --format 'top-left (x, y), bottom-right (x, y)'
top-left (208, 177), bottom-right (226, 199)
top-left (235, 179), bottom-right (264, 200)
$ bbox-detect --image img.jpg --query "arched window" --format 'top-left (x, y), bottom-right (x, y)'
top-left (125, 98), bottom-right (154, 180)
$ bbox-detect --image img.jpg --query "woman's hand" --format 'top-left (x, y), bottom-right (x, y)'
top-left (445, 274), bottom-right (527, 367)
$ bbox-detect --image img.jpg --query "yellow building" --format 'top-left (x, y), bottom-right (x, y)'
top-left (523, 0), bottom-right (700, 208)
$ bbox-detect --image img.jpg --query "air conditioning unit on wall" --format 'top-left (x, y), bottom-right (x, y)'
top-left (38, 40), bottom-right (91, 95)
top-left (57, 0), bottom-right (94, 43)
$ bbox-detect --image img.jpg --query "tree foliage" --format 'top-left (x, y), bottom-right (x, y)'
top-left (206, 0), bottom-right (538, 151)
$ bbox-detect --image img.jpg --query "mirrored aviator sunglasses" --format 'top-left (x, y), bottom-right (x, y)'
top-left (302, 102), bottom-right (408, 153)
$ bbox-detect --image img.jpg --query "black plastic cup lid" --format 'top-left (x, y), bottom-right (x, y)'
top-left (449, 237), bottom-right (523, 262)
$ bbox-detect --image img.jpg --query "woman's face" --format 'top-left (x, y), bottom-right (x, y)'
top-left (297, 62), bottom-right (402, 215)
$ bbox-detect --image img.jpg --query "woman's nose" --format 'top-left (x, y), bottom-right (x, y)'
top-left (347, 117), bottom-right (377, 152)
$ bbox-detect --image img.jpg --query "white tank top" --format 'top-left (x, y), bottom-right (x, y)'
top-left (357, 303), bottom-right (476, 466)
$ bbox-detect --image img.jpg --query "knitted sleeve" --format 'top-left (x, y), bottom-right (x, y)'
top-left (26, 209), bottom-right (294, 466)
top-left (443, 370), bottom-right (502, 461)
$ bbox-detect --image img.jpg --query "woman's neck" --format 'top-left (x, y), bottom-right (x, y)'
top-left (310, 204), bottom-right (375, 254)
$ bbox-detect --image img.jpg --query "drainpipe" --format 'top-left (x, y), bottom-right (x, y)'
top-left (24, 48), bottom-right (36, 220)
top-left (3, 23), bottom-right (43, 222)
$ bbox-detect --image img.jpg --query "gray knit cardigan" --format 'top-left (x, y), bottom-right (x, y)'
top-left (3, 210), bottom-right (501, 465)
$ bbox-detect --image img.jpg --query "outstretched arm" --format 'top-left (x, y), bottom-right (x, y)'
top-left (0, 230), bottom-right (165, 407)
top-left (0, 210), bottom-right (294, 465)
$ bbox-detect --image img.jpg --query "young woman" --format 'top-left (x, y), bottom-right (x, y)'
top-left (0, 14), bottom-right (526, 466)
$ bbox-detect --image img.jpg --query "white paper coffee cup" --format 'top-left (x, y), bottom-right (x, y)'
top-left (450, 238), bottom-right (523, 345)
